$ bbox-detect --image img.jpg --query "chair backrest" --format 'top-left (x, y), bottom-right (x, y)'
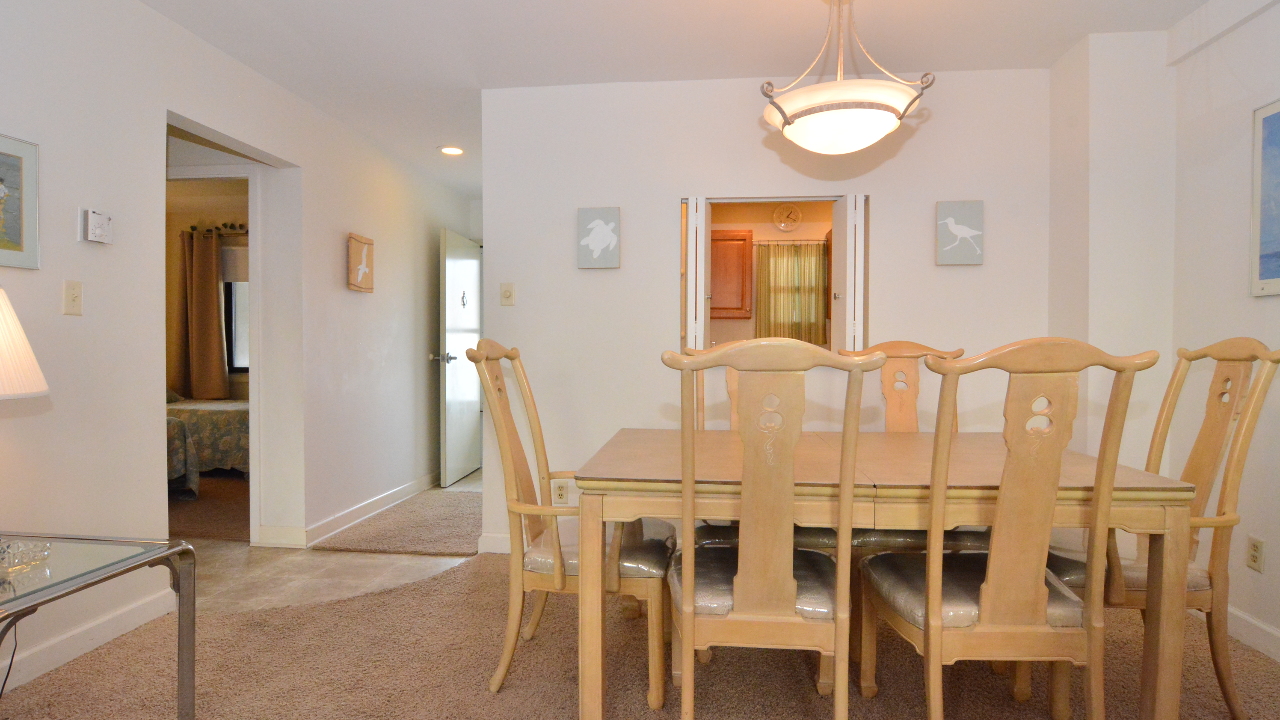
top-left (925, 338), bottom-right (1158, 628)
top-left (686, 342), bottom-right (744, 430)
top-left (467, 339), bottom-right (555, 555)
top-left (663, 338), bottom-right (885, 619)
top-left (843, 341), bottom-right (963, 432)
top-left (1144, 338), bottom-right (1280, 558)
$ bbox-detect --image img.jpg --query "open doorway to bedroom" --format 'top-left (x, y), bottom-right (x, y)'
top-left (165, 130), bottom-right (257, 543)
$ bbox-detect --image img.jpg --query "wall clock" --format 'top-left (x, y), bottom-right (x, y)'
top-left (773, 203), bottom-right (802, 232)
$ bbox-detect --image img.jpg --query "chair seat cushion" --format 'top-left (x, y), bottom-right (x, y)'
top-left (1046, 548), bottom-right (1212, 593)
top-left (694, 523), bottom-right (990, 553)
top-left (668, 547), bottom-right (837, 620)
top-left (862, 552), bottom-right (1084, 629)
top-left (523, 517), bottom-right (675, 579)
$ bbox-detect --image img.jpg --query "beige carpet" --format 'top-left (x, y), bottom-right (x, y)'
top-left (167, 472), bottom-right (249, 542)
top-left (313, 489), bottom-right (481, 556)
top-left (1, 553), bottom-right (1278, 719)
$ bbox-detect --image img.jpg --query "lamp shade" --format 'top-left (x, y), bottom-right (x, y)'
top-left (0, 288), bottom-right (48, 399)
top-left (763, 79), bottom-right (922, 155)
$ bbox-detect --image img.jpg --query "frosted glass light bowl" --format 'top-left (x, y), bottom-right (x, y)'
top-left (764, 79), bottom-right (922, 155)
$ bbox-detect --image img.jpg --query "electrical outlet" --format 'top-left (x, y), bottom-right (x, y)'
top-left (1246, 536), bottom-right (1264, 573)
top-left (551, 478), bottom-right (570, 506)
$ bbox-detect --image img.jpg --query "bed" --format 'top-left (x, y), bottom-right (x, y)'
top-left (166, 399), bottom-right (250, 495)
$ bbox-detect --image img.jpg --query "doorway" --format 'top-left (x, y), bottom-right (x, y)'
top-left (681, 196), bottom-right (868, 431)
top-left (164, 132), bottom-right (260, 542)
top-left (438, 228), bottom-right (483, 488)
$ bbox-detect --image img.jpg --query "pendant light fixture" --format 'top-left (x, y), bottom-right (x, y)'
top-left (762, 0), bottom-right (933, 155)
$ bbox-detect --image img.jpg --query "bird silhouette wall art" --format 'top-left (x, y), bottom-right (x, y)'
top-left (936, 201), bottom-right (984, 265)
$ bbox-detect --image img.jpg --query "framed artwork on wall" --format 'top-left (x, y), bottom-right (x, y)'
top-left (936, 200), bottom-right (983, 265)
top-left (0, 134), bottom-right (39, 270)
top-left (577, 207), bottom-right (620, 268)
top-left (347, 233), bottom-right (374, 292)
top-left (1253, 98), bottom-right (1280, 296)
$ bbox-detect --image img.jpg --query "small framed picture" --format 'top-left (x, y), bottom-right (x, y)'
top-left (1252, 98), bottom-right (1280, 296)
top-left (0, 134), bottom-right (39, 270)
top-left (347, 233), bottom-right (374, 292)
top-left (578, 207), bottom-right (620, 268)
top-left (936, 200), bottom-right (983, 265)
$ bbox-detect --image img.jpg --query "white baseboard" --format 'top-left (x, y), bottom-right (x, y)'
top-left (478, 532), bottom-right (511, 554)
top-left (1228, 605), bottom-right (1280, 662)
top-left (253, 525), bottom-right (308, 548)
top-left (5, 588), bottom-right (174, 689)
top-left (305, 475), bottom-right (430, 546)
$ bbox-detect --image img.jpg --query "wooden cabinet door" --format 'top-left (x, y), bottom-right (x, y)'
top-left (710, 230), bottom-right (752, 319)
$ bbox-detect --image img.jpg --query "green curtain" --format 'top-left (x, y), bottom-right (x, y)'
top-left (754, 242), bottom-right (829, 345)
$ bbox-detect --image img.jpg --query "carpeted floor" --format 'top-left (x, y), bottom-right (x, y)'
top-left (0, 553), bottom-right (1277, 719)
top-left (312, 489), bottom-right (481, 556)
top-left (167, 472), bottom-right (250, 542)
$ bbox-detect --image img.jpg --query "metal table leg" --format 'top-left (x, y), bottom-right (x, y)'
top-left (158, 544), bottom-right (196, 720)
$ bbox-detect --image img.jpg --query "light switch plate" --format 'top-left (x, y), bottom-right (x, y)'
top-left (82, 208), bottom-right (113, 244)
top-left (63, 280), bottom-right (83, 316)
top-left (500, 282), bottom-right (515, 306)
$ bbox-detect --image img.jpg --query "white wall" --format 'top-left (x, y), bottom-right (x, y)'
top-left (480, 70), bottom-right (1052, 548)
top-left (0, 0), bottom-right (467, 685)
top-left (1171, 1), bottom-right (1280, 658)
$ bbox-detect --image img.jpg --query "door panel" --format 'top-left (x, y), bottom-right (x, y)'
top-left (440, 229), bottom-right (482, 486)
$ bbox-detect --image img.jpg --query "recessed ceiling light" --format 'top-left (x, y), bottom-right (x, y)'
top-left (439, 146), bottom-right (464, 155)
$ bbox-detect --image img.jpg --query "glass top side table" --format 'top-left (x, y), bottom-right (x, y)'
top-left (0, 533), bottom-right (195, 719)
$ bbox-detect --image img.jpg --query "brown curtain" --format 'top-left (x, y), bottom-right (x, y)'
top-left (166, 230), bottom-right (229, 399)
top-left (754, 242), bottom-right (829, 346)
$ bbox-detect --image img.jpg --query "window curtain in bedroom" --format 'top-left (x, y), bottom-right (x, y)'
top-left (166, 229), bottom-right (229, 399)
top-left (754, 241), bottom-right (829, 346)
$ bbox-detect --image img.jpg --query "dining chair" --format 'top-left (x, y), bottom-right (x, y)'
top-left (1046, 337), bottom-right (1280, 720)
top-left (662, 337), bottom-right (887, 720)
top-left (467, 339), bottom-right (676, 710)
top-left (859, 337), bottom-right (1158, 720)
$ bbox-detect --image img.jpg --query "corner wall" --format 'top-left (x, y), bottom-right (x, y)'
top-left (1171, 1), bottom-right (1280, 658)
top-left (0, 0), bottom-right (467, 685)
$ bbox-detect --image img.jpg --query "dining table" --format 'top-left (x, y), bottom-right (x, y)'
top-left (574, 428), bottom-right (1195, 720)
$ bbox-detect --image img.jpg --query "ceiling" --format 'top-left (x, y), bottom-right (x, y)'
top-left (139, 0), bottom-right (1207, 197)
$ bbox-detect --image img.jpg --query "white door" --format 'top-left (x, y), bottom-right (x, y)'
top-left (684, 197), bottom-right (710, 350)
top-left (439, 229), bottom-right (483, 486)
top-left (830, 195), bottom-right (865, 351)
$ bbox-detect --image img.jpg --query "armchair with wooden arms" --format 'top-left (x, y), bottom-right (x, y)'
top-left (468, 339), bottom-right (675, 710)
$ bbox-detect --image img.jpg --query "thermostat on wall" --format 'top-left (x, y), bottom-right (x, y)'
top-left (82, 209), bottom-right (112, 244)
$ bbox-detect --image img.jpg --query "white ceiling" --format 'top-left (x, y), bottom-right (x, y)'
top-left (140, 0), bottom-right (1207, 197)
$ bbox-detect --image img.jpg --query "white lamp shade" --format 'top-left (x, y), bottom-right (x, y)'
top-left (764, 79), bottom-right (921, 155)
top-left (0, 288), bottom-right (48, 398)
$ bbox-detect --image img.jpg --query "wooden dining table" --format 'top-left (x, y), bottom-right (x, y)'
top-left (574, 428), bottom-right (1195, 720)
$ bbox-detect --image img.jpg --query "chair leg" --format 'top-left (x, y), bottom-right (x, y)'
top-left (816, 654), bottom-right (835, 696)
top-left (621, 594), bottom-right (643, 620)
top-left (681, 609), bottom-right (696, 720)
top-left (646, 583), bottom-right (666, 710)
top-left (671, 610), bottom-right (683, 689)
top-left (990, 660), bottom-right (1011, 676)
top-left (1085, 637), bottom-right (1105, 720)
top-left (520, 590), bottom-right (549, 641)
top-left (489, 574), bottom-right (525, 693)
top-left (1011, 661), bottom-right (1032, 702)
top-left (859, 576), bottom-right (879, 699)
top-left (1049, 661), bottom-right (1072, 720)
top-left (1207, 604), bottom-right (1250, 719)
top-left (696, 648), bottom-right (713, 664)
top-left (925, 653), bottom-right (944, 720)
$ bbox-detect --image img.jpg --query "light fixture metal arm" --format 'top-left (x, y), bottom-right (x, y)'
top-left (761, 82), bottom-right (794, 127)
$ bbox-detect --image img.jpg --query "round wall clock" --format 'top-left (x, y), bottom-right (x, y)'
top-left (773, 203), bottom-right (802, 232)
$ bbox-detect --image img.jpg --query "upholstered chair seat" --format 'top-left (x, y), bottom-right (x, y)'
top-left (669, 547), bottom-right (838, 619)
top-left (694, 523), bottom-right (990, 553)
top-left (524, 518), bottom-right (675, 578)
top-left (863, 552), bottom-right (1084, 630)
top-left (1046, 548), bottom-right (1212, 593)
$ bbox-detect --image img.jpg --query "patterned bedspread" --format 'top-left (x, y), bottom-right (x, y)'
top-left (167, 416), bottom-right (200, 494)
top-left (166, 400), bottom-right (250, 474)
